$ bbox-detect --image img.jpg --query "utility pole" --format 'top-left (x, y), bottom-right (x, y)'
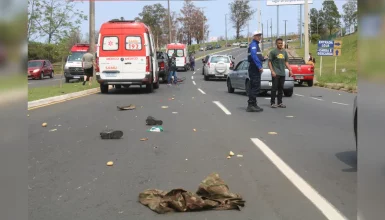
top-left (283, 20), bottom-right (287, 46)
top-left (168, 0), bottom-right (172, 44)
top-left (247, 19), bottom-right (250, 44)
top-left (267, 20), bottom-right (269, 42)
top-left (300, 4), bottom-right (303, 48)
top-left (277, 6), bottom-right (279, 39)
top-left (304, 0), bottom-right (309, 61)
top-left (201, 7), bottom-right (206, 57)
top-left (257, 0), bottom-right (261, 31)
top-left (225, 14), bottom-right (228, 47)
top-left (261, 23), bottom-right (264, 51)
top-left (270, 18), bottom-right (273, 48)
top-left (89, 0), bottom-right (95, 78)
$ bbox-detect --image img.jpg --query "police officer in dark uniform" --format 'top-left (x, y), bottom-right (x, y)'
top-left (247, 30), bottom-right (266, 112)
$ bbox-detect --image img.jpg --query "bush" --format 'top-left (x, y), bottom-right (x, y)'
top-left (311, 34), bottom-right (321, 44)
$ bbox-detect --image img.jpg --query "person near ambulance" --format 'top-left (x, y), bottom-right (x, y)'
top-left (246, 30), bottom-right (266, 112)
top-left (190, 53), bottom-right (195, 71)
top-left (82, 48), bottom-right (95, 86)
top-left (167, 53), bottom-right (178, 85)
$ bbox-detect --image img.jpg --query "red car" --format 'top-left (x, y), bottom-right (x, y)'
top-left (28, 60), bottom-right (54, 80)
top-left (288, 57), bottom-right (315, 87)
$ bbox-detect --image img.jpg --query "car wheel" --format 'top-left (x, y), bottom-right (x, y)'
top-left (40, 72), bottom-right (44, 80)
top-left (307, 80), bottom-right (314, 87)
top-left (100, 84), bottom-right (109, 94)
top-left (50, 71), bottom-right (54, 78)
top-left (153, 77), bottom-right (160, 89)
top-left (115, 85), bottom-right (122, 89)
top-left (145, 80), bottom-right (154, 93)
top-left (245, 80), bottom-right (250, 96)
top-left (284, 89), bottom-right (293, 97)
top-left (204, 74), bottom-right (209, 81)
top-left (227, 79), bottom-right (235, 93)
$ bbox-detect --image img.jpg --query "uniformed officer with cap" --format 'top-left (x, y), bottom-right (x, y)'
top-left (246, 30), bottom-right (266, 112)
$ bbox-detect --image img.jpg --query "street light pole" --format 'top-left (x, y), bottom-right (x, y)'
top-left (225, 14), bottom-right (228, 47)
top-left (284, 20), bottom-right (287, 46)
top-left (277, 5), bottom-right (279, 39)
top-left (270, 18), bottom-right (273, 48)
top-left (168, 0), bottom-right (171, 44)
top-left (304, 0), bottom-right (309, 61)
top-left (89, 0), bottom-right (95, 80)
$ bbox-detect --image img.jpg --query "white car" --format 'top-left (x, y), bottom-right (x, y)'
top-left (232, 42), bottom-right (240, 46)
top-left (202, 55), bottom-right (233, 81)
top-left (239, 42), bottom-right (248, 48)
top-left (199, 47), bottom-right (205, 51)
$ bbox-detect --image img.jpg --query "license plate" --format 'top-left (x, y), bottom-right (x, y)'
top-left (73, 76), bottom-right (80, 79)
top-left (106, 73), bottom-right (117, 77)
top-left (296, 76), bottom-right (304, 79)
top-left (268, 82), bottom-right (272, 86)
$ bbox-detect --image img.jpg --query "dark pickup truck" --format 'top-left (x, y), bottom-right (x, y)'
top-left (156, 52), bottom-right (170, 83)
top-left (288, 57), bottom-right (315, 87)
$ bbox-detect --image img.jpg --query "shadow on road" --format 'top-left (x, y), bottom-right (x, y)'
top-left (335, 151), bottom-right (357, 172)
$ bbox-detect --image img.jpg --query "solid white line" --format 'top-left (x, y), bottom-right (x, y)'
top-left (332, 102), bottom-right (349, 106)
top-left (294, 94), bottom-right (304, 97)
top-left (250, 138), bottom-right (348, 220)
top-left (192, 81), bottom-right (196, 85)
top-left (213, 101), bottom-right (231, 115)
top-left (191, 76), bottom-right (194, 79)
top-left (311, 97), bottom-right (324, 101)
top-left (197, 88), bottom-right (206, 94)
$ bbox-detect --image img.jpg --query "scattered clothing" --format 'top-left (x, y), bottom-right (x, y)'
top-left (100, 129), bottom-right (123, 139)
top-left (138, 173), bottom-right (245, 214)
top-left (146, 116), bottom-right (163, 126)
top-left (117, 104), bottom-right (136, 110)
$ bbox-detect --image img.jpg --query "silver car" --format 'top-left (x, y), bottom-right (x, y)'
top-left (202, 55), bottom-right (232, 81)
top-left (226, 59), bottom-right (295, 97)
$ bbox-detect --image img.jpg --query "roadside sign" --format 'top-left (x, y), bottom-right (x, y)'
top-left (334, 40), bottom-right (342, 49)
top-left (317, 48), bottom-right (334, 56)
top-left (318, 40), bottom-right (334, 48)
top-left (333, 49), bottom-right (342, 56)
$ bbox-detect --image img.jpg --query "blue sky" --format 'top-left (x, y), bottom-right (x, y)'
top-left (67, 0), bottom-right (346, 41)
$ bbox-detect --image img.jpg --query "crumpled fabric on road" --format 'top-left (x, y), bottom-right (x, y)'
top-left (138, 173), bottom-right (245, 214)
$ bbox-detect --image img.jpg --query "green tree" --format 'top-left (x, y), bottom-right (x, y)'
top-left (309, 8), bottom-right (324, 35)
top-left (321, 0), bottom-right (341, 36)
top-left (135, 4), bottom-right (167, 49)
top-left (31, 0), bottom-right (87, 44)
top-left (229, 0), bottom-right (254, 39)
top-left (342, 0), bottom-right (357, 28)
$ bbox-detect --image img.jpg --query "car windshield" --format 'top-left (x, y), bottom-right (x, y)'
top-left (210, 56), bottom-right (230, 63)
top-left (28, 61), bottom-right (43, 68)
top-left (167, 49), bottom-right (184, 57)
top-left (67, 52), bottom-right (86, 61)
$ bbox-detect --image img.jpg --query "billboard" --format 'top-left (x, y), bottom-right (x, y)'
top-left (267, 0), bottom-right (313, 6)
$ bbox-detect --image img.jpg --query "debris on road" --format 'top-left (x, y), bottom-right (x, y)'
top-left (193, 128), bottom-right (197, 132)
top-left (172, 112), bottom-right (178, 114)
top-left (172, 97), bottom-right (175, 100)
top-left (49, 129), bottom-right (57, 132)
top-left (28, 114), bottom-right (30, 117)
top-left (139, 172), bottom-right (245, 214)
top-left (229, 151), bottom-right (235, 156)
top-left (146, 116), bottom-right (163, 125)
top-left (100, 129), bottom-right (124, 139)
top-left (286, 116), bottom-right (295, 118)
top-left (140, 138), bottom-right (148, 141)
top-left (106, 161), bottom-right (114, 166)
top-left (42, 123), bottom-right (47, 127)
top-left (161, 106), bottom-right (169, 109)
top-left (236, 155), bottom-right (243, 158)
top-left (147, 126), bottom-right (164, 132)
top-left (117, 104), bottom-right (136, 111)
top-left (268, 132), bottom-right (278, 135)
top-left (227, 156), bottom-right (231, 159)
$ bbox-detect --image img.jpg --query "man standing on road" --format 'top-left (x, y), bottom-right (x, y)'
top-left (268, 38), bottom-right (293, 108)
top-left (246, 30), bottom-right (266, 112)
top-left (167, 53), bottom-right (177, 86)
top-left (82, 48), bottom-right (95, 86)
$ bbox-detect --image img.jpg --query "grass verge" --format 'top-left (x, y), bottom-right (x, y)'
top-left (28, 81), bottom-right (99, 102)
top-left (290, 33), bottom-right (357, 88)
top-left (0, 75), bottom-right (26, 93)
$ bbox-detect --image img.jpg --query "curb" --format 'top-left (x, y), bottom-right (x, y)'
top-left (28, 87), bottom-right (101, 110)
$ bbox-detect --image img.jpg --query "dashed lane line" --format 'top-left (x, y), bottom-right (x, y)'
top-left (213, 101), bottom-right (231, 115)
top-left (198, 88), bottom-right (206, 94)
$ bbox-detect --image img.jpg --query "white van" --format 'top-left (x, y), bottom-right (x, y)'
top-left (166, 43), bottom-right (189, 71)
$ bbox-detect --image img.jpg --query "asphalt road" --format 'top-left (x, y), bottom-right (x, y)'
top-left (28, 47), bottom-right (356, 220)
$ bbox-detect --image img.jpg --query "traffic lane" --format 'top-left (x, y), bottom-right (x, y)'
top-left (28, 71), bottom-right (326, 220)
top-left (28, 75), bottom-right (65, 88)
top-left (191, 80), bottom-right (356, 219)
top-left (293, 85), bottom-right (356, 105)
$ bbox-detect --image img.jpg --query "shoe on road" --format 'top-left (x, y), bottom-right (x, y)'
top-left (146, 116), bottom-right (163, 126)
top-left (100, 129), bottom-right (124, 139)
top-left (246, 104), bottom-right (263, 112)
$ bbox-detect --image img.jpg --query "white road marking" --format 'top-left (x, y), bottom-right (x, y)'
top-left (250, 138), bottom-right (348, 220)
top-left (294, 94), bottom-right (304, 97)
top-left (197, 68), bottom-right (200, 70)
top-left (198, 88), bottom-right (206, 94)
top-left (193, 71), bottom-right (195, 75)
top-left (213, 101), bottom-right (231, 115)
top-left (332, 102), bottom-right (349, 106)
top-left (192, 81), bottom-right (196, 85)
top-left (311, 97), bottom-right (324, 101)
top-left (191, 76), bottom-right (194, 79)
